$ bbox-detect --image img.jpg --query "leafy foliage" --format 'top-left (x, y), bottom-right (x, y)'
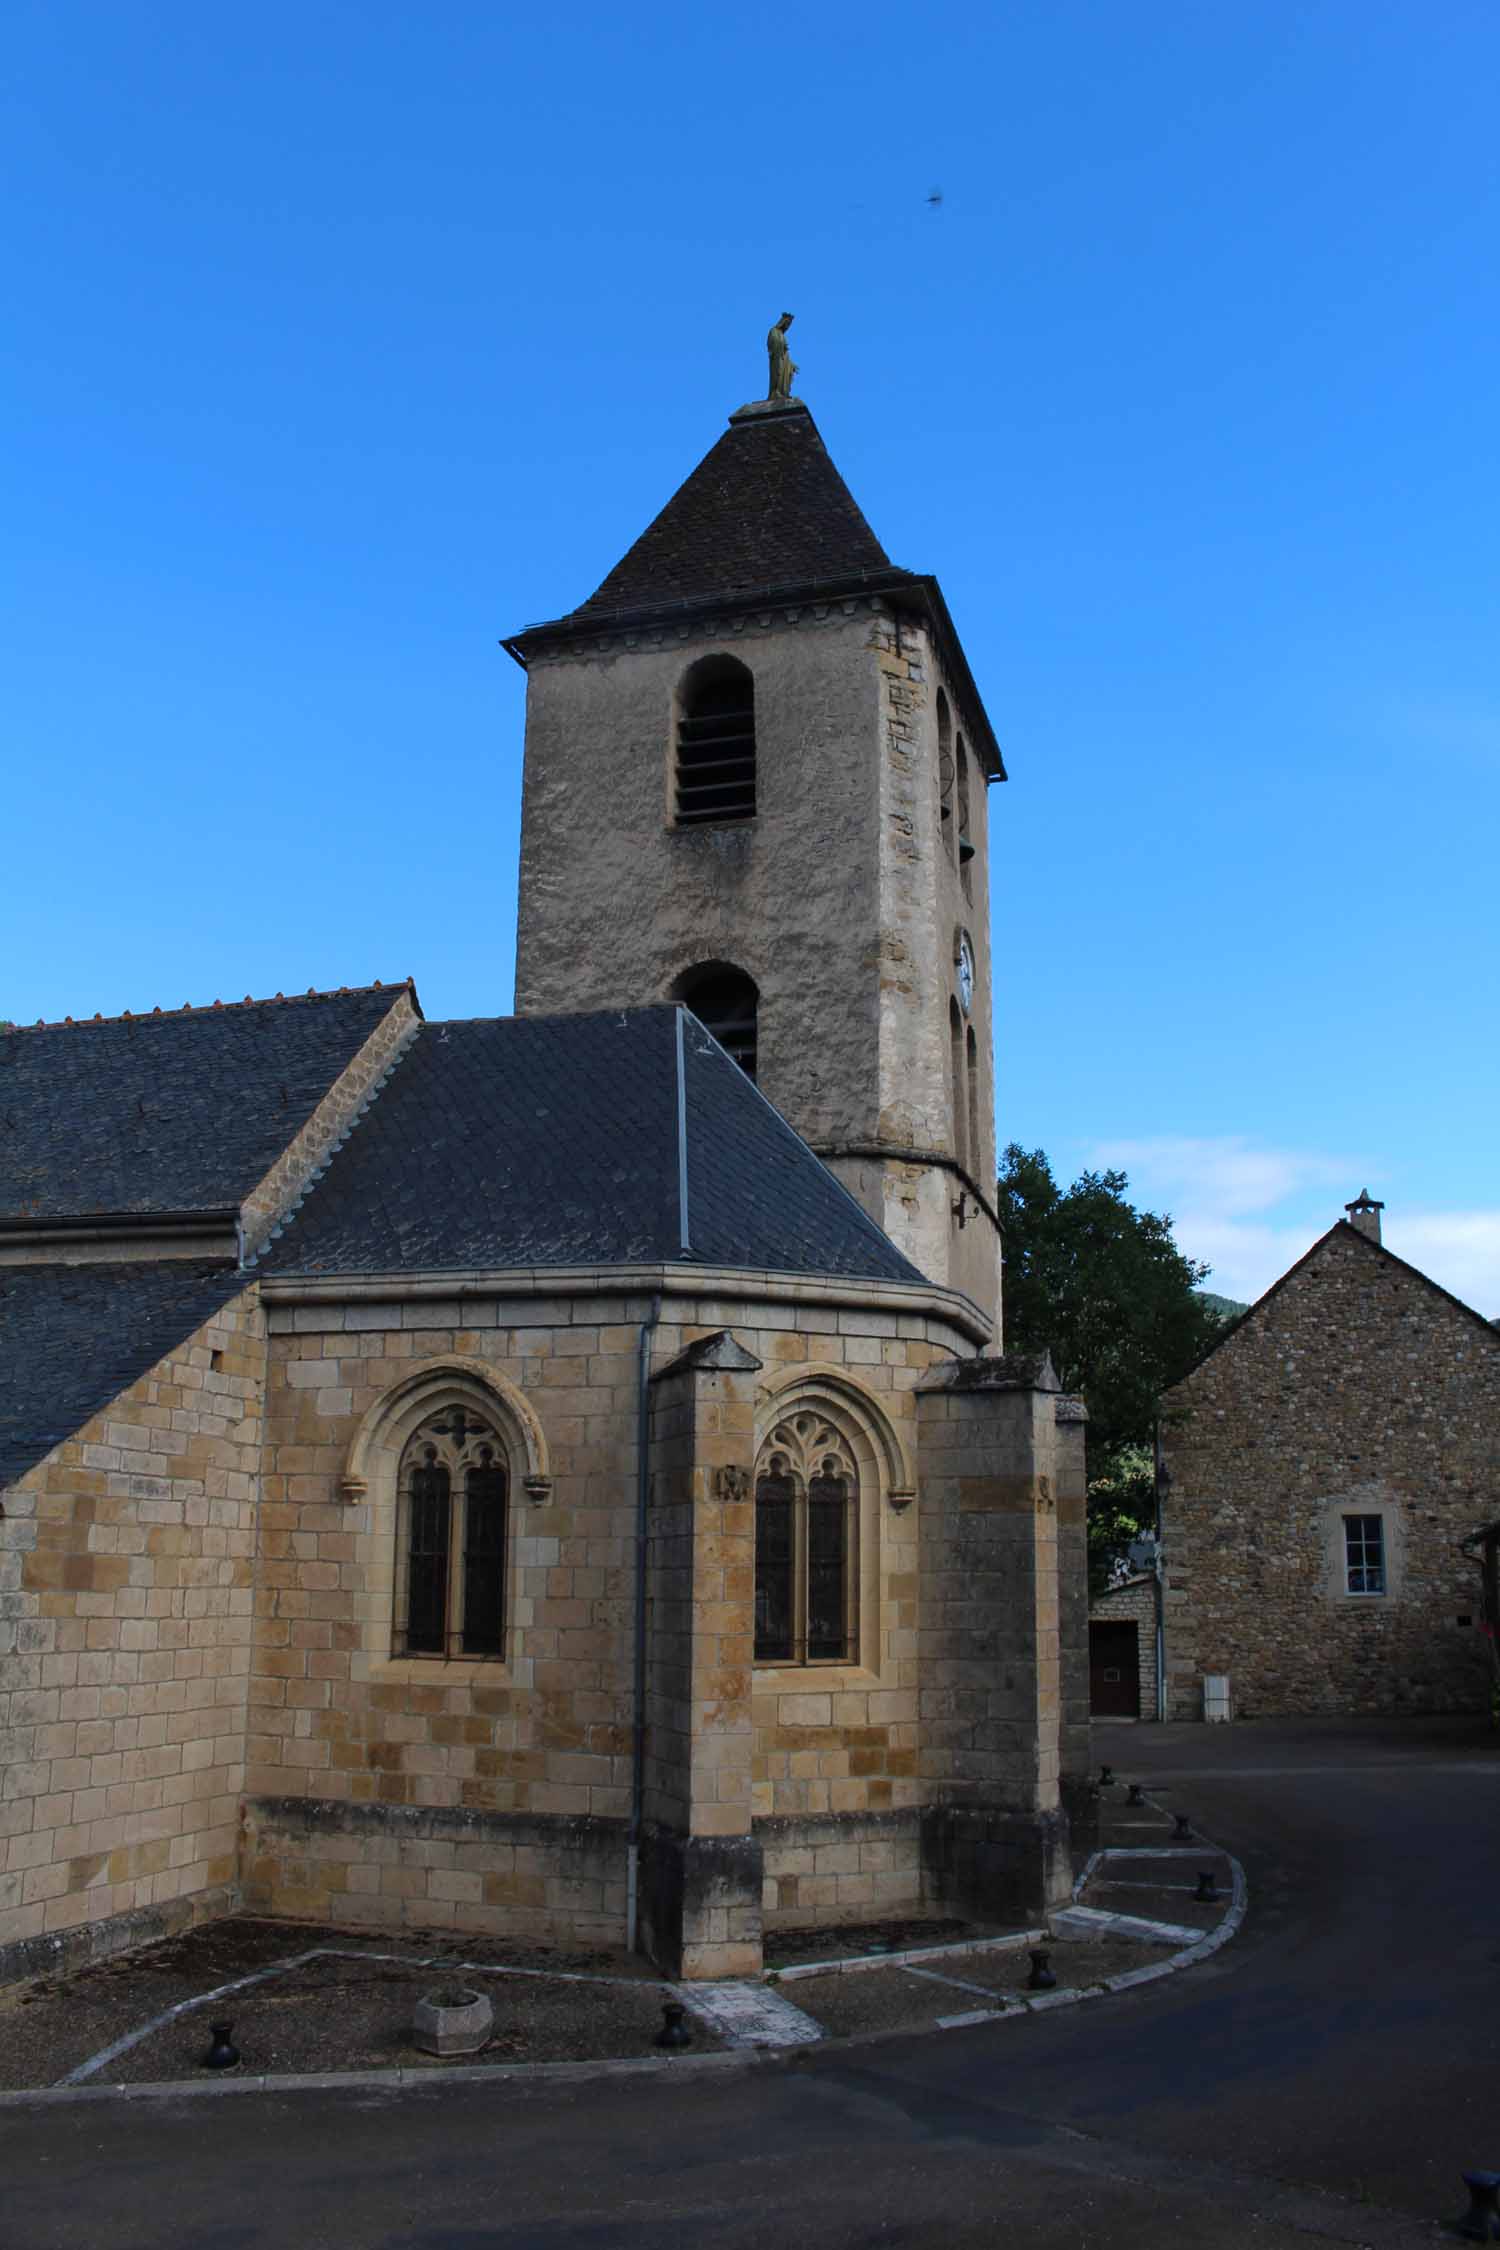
top-left (997, 1146), bottom-right (1226, 1590)
top-left (1084, 1443), bottom-right (1157, 1593)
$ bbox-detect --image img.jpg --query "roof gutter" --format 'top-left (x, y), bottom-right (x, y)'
top-left (0, 1209), bottom-right (240, 1263)
top-left (256, 1260), bottom-right (994, 1347)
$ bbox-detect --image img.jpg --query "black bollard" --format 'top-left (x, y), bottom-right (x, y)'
top-left (1027, 1950), bottom-right (1057, 1992)
top-left (202, 2020), bottom-right (240, 2071)
top-left (1126, 1782), bottom-right (1145, 1807)
top-left (1099, 1764), bottom-right (1114, 1787)
top-left (655, 2000), bottom-right (692, 2051)
top-left (1174, 1812), bottom-right (1192, 1839)
top-left (1451, 2171), bottom-right (1500, 2241)
top-left (1195, 1871), bottom-right (1219, 1903)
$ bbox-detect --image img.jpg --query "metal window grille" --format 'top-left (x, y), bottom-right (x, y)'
top-left (1344, 1513), bottom-right (1386, 1595)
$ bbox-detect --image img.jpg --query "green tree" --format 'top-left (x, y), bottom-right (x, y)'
top-left (996, 1145), bottom-right (1225, 1588)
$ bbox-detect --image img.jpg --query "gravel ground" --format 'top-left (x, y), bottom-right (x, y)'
top-left (112, 1956), bottom-right (721, 2083)
top-left (1084, 1882), bottom-right (1226, 1930)
top-left (781, 1932), bottom-right (1174, 2040)
top-left (0, 1918), bottom-right (673, 2093)
top-left (763, 1915), bottom-right (1007, 1967)
top-left (0, 1797), bottom-right (1238, 2092)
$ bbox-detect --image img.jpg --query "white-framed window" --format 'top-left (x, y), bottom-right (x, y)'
top-left (1343, 1512), bottom-right (1386, 1596)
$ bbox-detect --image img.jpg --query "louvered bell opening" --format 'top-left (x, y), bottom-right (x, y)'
top-left (675, 705), bottom-right (756, 824)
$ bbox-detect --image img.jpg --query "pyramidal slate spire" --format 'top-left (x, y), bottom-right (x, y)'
top-left (554, 400), bottom-right (909, 630)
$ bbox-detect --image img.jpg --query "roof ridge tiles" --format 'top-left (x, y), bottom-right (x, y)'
top-left (15, 979), bottom-right (415, 1032)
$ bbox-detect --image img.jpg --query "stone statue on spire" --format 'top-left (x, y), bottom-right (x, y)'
top-left (766, 312), bottom-right (797, 402)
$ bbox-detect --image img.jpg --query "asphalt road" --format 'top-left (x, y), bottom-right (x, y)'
top-left (5, 1717), bottom-right (1497, 2250)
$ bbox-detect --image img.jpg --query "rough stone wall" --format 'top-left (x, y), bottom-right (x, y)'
top-left (1090, 1576), bottom-right (1158, 1718)
top-left (871, 614), bottom-right (995, 1186)
top-left (1054, 1401), bottom-right (1095, 1833)
top-left (238, 989), bottom-right (419, 1258)
top-left (0, 1289), bottom-right (263, 1986)
top-left (513, 610), bottom-right (885, 1149)
top-left (512, 604), bottom-right (1002, 1334)
top-left (1162, 1224), bottom-right (1500, 1717)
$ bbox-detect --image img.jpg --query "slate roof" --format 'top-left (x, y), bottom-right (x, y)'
top-left (0, 986), bottom-right (409, 1223)
top-left (502, 402), bottom-right (1007, 779)
top-left (525, 403), bottom-right (906, 631)
top-left (0, 1261), bottom-right (248, 1489)
top-left (258, 1007), bottom-right (922, 1286)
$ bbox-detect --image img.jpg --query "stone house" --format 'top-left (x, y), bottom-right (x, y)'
top-left (0, 384), bottom-right (1094, 1987)
top-left (1161, 1195), bottom-right (1500, 1718)
top-left (1088, 1574), bottom-right (1158, 1721)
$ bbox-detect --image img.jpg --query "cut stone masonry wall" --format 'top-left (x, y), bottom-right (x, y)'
top-left (0, 1289), bottom-right (264, 1985)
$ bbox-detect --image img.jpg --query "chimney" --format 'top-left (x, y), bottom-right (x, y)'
top-left (1344, 1189), bottom-right (1384, 1244)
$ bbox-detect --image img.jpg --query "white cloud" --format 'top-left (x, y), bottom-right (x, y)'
top-left (1083, 1135), bottom-right (1500, 1318)
top-left (1386, 1214), bottom-right (1500, 1322)
top-left (1091, 1136), bottom-right (1357, 1221)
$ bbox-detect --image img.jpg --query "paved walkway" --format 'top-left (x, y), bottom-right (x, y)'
top-left (4, 1716), bottom-right (1497, 2247)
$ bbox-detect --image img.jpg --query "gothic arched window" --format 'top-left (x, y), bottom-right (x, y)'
top-left (753, 1412), bottom-right (858, 1665)
top-left (950, 997), bottom-right (967, 1174)
top-left (675, 655), bottom-right (756, 825)
top-left (394, 1407), bottom-right (509, 1658)
top-left (676, 961), bottom-right (759, 1080)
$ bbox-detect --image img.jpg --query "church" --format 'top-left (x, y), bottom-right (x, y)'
top-left (0, 360), bottom-right (1092, 1986)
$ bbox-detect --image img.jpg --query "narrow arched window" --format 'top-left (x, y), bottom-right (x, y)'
top-left (675, 656), bottom-right (756, 825)
top-left (675, 961), bottom-right (758, 1079)
top-left (395, 1408), bottom-right (508, 1658)
top-left (950, 998), bottom-right (967, 1174)
top-left (957, 733), bottom-right (974, 899)
top-left (966, 1024), bottom-right (980, 1183)
top-left (754, 1416), bottom-right (858, 1665)
top-left (936, 691), bottom-right (955, 865)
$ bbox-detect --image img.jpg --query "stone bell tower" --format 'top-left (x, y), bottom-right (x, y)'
top-left (505, 373), bottom-right (1006, 1335)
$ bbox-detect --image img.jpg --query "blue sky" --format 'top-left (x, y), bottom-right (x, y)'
top-left (5, 2), bottom-right (1497, 1311)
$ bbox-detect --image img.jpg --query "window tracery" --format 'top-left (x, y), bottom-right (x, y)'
top-left (394, 1406), bottom-right (509, 1658)
top-left (753, 1410), bottom-right (858, 1665)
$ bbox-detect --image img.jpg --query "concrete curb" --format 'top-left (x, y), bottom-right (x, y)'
top-left (0, 1818), bottom-right (1248, 2111)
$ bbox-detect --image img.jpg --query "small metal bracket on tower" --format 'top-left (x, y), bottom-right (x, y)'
top-left (951, 1192), bottom-right (968, 1229)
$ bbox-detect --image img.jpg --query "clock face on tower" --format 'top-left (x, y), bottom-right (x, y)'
top-left (957, 934), bottom-right (975, 1016)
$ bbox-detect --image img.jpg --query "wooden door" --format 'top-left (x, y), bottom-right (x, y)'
top-left (1090, 1620), bottom-right (1140, 1718)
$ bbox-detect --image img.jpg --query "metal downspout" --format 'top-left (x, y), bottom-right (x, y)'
top-left (626, 1291), bottom-right (662, 1957)
top-left (627, 1012), bottom-right (691, 1954)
